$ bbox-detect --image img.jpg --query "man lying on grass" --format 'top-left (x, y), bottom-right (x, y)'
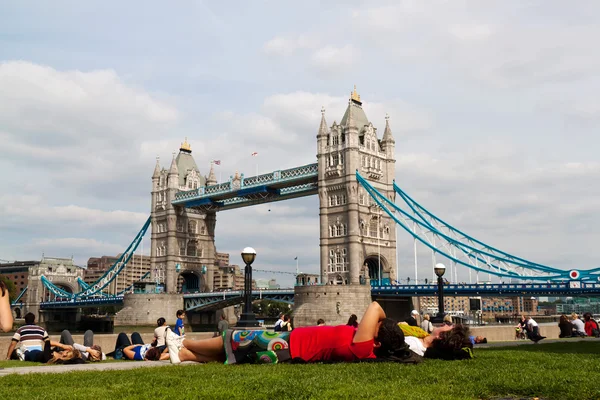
top-left (164, 301), bottom-right (473, 365)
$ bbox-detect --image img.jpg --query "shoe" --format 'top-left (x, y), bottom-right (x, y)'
top-left (16, 348), bottom-right (25, 361)
top-left (165, 328), bottom-right (183, 364)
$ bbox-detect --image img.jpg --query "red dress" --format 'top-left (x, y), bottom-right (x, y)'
top-left (289, 325), bottom-right (375, 362)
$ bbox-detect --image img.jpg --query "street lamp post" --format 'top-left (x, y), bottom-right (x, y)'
top-left (434, 263), bottom-right (446, 318)
top-left (237, 247), bottom-right (259, 328)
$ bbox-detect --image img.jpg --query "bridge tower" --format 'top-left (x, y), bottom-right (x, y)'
top-left (150, 139), bottom-right (217, 294)
top-left (316, 87), bottom-right (397, 285)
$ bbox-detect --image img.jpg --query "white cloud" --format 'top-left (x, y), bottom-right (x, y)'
top-left (263, 35), bottom-right (317, 56)
top-left (310, 45), bottom-right (358, 74)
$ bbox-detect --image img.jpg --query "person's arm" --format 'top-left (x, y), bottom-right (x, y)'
top-left (159, 351), bottom-right (170, 361)
top-left (123, 345), bottom-right (138, 360)
top-left (353, 301), bottom-right (386, 344)
top-left (52, 341), bottom-right (73, 351)
top-left (0, 283), bottom-right (13, 332)
top-left (6, 340), bottom-right (17, 359)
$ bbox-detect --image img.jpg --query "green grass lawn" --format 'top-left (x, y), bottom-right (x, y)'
top-left (2, 342), bottom-right (600, 400)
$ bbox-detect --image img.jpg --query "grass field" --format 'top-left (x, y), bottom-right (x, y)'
top-left (1, 341), bottom-right (599, 400)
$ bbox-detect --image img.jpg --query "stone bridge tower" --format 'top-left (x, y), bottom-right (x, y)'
top-left (150, 139), bottom-right (218, 294)
top-left (294, 88), bottom-right (398, 326)
top-left (317, 87), bottom-right (397, 286)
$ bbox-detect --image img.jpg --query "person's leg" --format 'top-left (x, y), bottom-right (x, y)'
top-left (24, 349), bottom-right (43, 362)
top-left (131, 332), bottom-right (144, 345)
top-left (83, 330), bottom-right (94, 348)
top-left (180, 336), bottom-right (225, 362)
top-left (114, 332), bottom-right (132, 350)
top-left (60, 330), bottom-right (75, 346)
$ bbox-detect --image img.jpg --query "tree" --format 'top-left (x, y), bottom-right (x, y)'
top-left (0, 276), bottom-right (17, 302)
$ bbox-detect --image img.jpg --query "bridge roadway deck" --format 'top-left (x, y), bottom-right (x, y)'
top-left (36, 282), bottom-right (600, 311)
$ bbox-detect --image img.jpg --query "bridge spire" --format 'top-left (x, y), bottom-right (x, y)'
top-left (152, 156), bottom-right (161, 178)
top-left (206, 162), bottom-right (217, 186)
top-left (382, 113), bottom-right (395, 144)
top-left (318, 106), bottom-right (328, 135)
top-left (168, 152), bottom-right (178, 176)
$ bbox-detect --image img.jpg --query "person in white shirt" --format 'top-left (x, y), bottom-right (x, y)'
top-left (273, 314), bottom-right (285, 331)
top-left (571, 313), bottom-right (586, 336)
top-left (154, 317), bottom-right (169, 353)
top-left (525, 316), bottom-right (545, 343)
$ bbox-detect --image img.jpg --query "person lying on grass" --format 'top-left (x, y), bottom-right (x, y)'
top-left (109, 332), bottom-right (170, 361)
top-left (164, 301), bottom-right (473, 365)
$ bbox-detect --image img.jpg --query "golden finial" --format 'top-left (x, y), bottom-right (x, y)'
top-left (350, 85), bottom-right (361, 104)
top-left (180, 137), bottom-right (191, 152)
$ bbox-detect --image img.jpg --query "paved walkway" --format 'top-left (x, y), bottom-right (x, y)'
top-left (0, 360), bottom-right (199, 377)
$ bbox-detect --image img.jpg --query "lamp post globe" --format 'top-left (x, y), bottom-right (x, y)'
top-left (434, 263), bottom-right (446, 321)
top-left (241, 247), bottom-right (256, 265)
top-left (238, 247), bottom-right (259, 328)
top-left (434, 263), bottom-right (446, 278)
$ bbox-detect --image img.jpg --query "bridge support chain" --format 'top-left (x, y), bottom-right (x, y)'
top-left (293, 284), bottom-right (372, 327)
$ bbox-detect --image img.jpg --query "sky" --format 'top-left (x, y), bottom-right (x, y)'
top-left (1, 1), bottom-right (599, 287)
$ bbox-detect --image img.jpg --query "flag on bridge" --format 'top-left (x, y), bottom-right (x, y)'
top-left (212, 160), bottom-right (221, 165)
top-left (251, 152), bottom-right (258, 156)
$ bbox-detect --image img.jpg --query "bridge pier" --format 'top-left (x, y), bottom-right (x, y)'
top-left (293, 284), bottom-right (372, 327)
top-left (114, 293), bottom-right (183, 326)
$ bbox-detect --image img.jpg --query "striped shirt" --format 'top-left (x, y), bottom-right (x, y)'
top-left (12, 324), bottom-right (49, 351)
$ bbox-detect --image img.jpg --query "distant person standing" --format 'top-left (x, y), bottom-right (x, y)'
top-left (571, 313), bottom-right (586, 336)
top-left (420, 314), bottom-right (433, 333)
top-left (174, 310), bottom-right (186, 336)
top-left (217, 314), bottom-right (229, 336)
top-left (274, 313), bottom-right (285, 331)
top-left (316, 319), bottom-right (325, 326)
top-left (404, 310), bottom-right (419, 327)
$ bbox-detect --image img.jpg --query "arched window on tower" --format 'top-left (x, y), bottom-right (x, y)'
top-left (342, 249), bottom-right (348, 271)
top-left (187, 243), bottom-right (197, 257)
top-left (179, 241), bottom-right (186, 256)
top-left (329, 250), bottom-right (335, 272)
top-left (360, 220), bottom-right (366, 236)
top-left (332, 153), bottom-right (339, 166)
top-left (340, 153), bottom-right (344, 165)
top-left (329, 225), bottom-right (334, 237)
top-left (188, 221), bottom-right (197, 234)
top-left (200, 225), bottom-right (206, 235)
top-left (369, 217), bottom-right (378, 238)
top-left (340, 194), bottom-right (347, 205)
top-left (335, 225), bottom-right (341, 236)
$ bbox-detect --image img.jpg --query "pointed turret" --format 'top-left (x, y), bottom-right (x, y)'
top-left (206, 163), bottom-right (217, 186)
top-left (318, 106), bottom-right (328, 136)
top-left (168, 152), bottom-right (178, 175)
top-left (152, 157), bottom-right (161, 179)
top-left (382, 113), bottom-right (395, 144)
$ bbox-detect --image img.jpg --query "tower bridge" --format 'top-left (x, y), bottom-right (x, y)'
top-left (25, 87), bottom-right (600, 327)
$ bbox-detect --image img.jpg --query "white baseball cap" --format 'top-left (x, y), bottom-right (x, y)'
top-left (411, 310), bottom-right (419, 315)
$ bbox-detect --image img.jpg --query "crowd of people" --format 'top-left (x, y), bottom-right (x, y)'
top-left (6, 283), bottom-right (599, 368)
top-left (557, 313), bottom-right (600, 338)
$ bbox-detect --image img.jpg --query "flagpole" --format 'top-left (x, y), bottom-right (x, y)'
top-left (296, 257), bottom-right (299, 275)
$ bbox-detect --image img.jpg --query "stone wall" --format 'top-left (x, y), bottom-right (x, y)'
top-left (114, 293), bottom-right (184, 326)
top-left (293, 285), bottom-right (373, 327)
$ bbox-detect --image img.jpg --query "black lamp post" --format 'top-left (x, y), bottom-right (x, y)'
top-left (434, 263), bottom-right (446, 318)
top-left (237, 247), bottom-right (259, 328)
